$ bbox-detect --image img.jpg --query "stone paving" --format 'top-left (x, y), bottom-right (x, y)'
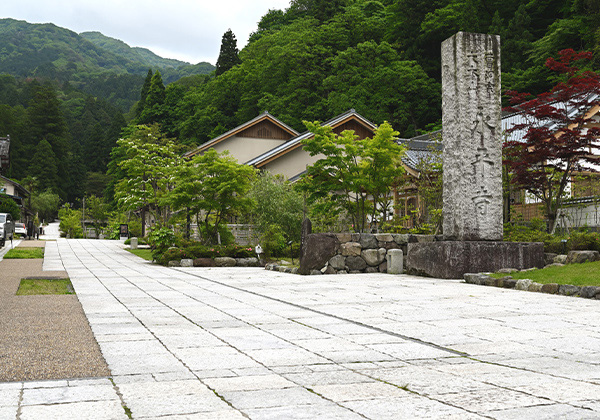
top-left (1, 238), bottom-right (600, 419)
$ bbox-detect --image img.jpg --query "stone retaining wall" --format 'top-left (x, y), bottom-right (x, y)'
top-left (299, 232), bottom-right (442, 275)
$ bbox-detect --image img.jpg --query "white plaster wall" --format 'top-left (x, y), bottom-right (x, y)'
top-left (211, 135), bottom-right (288, 164)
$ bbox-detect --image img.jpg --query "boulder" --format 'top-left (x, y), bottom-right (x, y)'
top-left (416, 235), bottom-right (436, 243)
top-left (359, 233), bottom-right (378, 249)
top-left (558, 284), bottom-right (580, 296)
top-left (566, 250), bottom-right (600, 264)
top-left (374, 233), bottom-right (394, 242)
top-left (167, 260), bottom-right (181, 267)
top-left (337, 270), bottom-right (348, 274)
top-left (580, 286), bottom-right (600, 299)
top-left (361, 248), bottom-right (386, 266)
top-left (392, 234), bottom-right (409, 245)
top-left (310, 269), bottom-right (323, 275)
top-left (341, 242), bottom-right (362, 257)
top-left (380, 241), bottom-right (401, 250)
top-left (484, 277), bottom-right (499, 287)
top-left (180, 259), bottom-right (194, 267)
top-left (299, 233), bottom-right (340, 275)
top-left (544, 263), bottom-right (564, 268)
top-left (194, 258), bottom-right (215, 267)
top-left (544, 253), bottom-right (557, 266)
top-left (527, 282), bottom-right (543, 292)
top-left (328, 255), bottom-right (346, 270)
top-left (322, 265), bottom-right (337, 275)
top-left (554, 254), bottom-right (568, 264)
top-left (365, 267), bottom-right (379, 273)
top-left (464, 273), bottom-right (488, 285)
top-left (515, 279), bottom-right (532, 290)
top-left (236, 257), bottom-right (259, 267)
top-left (215, 257), bottom-right (236, 267)
top-left (346, 256), bottom-right (367, 271)
top-left (496, 276), bottom-right (512, 287)
top-left (540, 283), bottom-right (559, 294)
top-left (502, 279), bottom-right (517, 289)
top-left (335, 233), bottom-right (352, 242)
top-left (498, 268), bottom-right (517, 274)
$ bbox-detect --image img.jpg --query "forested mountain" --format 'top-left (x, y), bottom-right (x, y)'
top-left (0, 0), bottom-right (598, 211)
top-left (80, 31), bottom-right (215, 83)
top-left (80, 31), bottom-right (189, 69)
top-left (0, 19), bottom-right (215, 110)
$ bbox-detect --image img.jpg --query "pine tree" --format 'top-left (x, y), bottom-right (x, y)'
top-left (30, 139), bottom-right (59, 193)
top-left (138, 71), bottom-right (166, 125)
top-left (216, 30), bottom-right (241, 76)
top-left (135, 69), bottom-right (153, 118)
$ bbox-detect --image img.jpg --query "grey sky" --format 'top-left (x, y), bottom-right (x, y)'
top-left (1, 0), bottom-right (292, 64)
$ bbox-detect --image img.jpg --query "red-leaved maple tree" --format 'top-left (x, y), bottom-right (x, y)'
top-left (503, 49), bottom-right (600, 231)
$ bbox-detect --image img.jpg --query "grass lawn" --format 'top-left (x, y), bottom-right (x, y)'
top-left (17, 278), bottom-right (74, 295)
top-left (4, 248), bottom-right (45, 259)
top-left (127, 248), bottom-right (153, 261)
top-left (491, 261), bottom-right (600, 287)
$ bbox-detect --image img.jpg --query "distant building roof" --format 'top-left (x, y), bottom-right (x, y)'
top-left (0, 174), bottom-right (29, 198)
top-left (397, 138), bottom-right (443, 172)
top-left (246, 109), bottom-right (377, 167)
top-left (184, 112), bottom-right (298, 158)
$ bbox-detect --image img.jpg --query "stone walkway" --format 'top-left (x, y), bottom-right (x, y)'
top-left (1, 238), bottom-right (599, 419)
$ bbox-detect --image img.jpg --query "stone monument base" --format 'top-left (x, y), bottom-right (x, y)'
top-left (406, 241), bottom-right (544, 279)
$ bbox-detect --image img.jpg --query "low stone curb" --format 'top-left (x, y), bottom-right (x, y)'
top-left (464, 273), bottom-right (600, 300)
top-left (265, 263), bottom-right (298, 274)
top-left (168, 257), bottom-right (260, 268)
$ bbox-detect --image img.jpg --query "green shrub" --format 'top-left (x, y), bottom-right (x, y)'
top-left (504, 219), bottom-right (600, 253)
top-left (567, 230), bottom-right (600, 252)
top-left (156, 248), bottom-right (190, 265)
top-left (184, 244), bottom-right (218, 258)
top-left (222, 244), bottom-right (254, 258)
top-left (148, 227), bottom-right (177, 261)
top-left (260, 224), bottom-right (287, 258)
top-left (197, 223), bottom-right (235, 245)
top-left (58, 204), bottom-right (83, 238)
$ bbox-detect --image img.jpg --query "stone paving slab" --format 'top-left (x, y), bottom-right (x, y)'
top-left (1, 238), bottom-right (599, 419)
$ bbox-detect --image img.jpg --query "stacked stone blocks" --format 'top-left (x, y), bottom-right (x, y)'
top-left (299, 232), bottom-right (440, 275)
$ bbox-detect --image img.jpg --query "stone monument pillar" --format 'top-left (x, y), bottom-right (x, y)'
top-left (405, 32), bottom-right (544, 278)
top-left (441, 32), bottom-right (502, 241)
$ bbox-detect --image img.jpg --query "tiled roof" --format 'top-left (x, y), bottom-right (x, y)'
top-left (246, 109), bottom-right (377, 167)
top-left (397, 138), bottom-right (443, 171)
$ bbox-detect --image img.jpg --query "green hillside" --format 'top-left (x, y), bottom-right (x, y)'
top-left (80, 31), bottom-right (189, 70)
top-left (0, 19), bottom-right (215, 109)
top-left (0, 18), bottom-right (138, 77)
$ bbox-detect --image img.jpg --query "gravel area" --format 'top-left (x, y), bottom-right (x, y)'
top-left (0, 242), bottom-right (110, 382)
top-left (15, 239), bottom-right (48, 248)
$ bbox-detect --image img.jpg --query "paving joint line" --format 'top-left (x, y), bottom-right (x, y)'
top-left (62, 242), bottom-right (255, 419)
top-left (15, 384), bottom-right (24, 420)
top-left (176, 268), bottom-right (468, 357)
top-left (65, 241), bottom-right (418, 419)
